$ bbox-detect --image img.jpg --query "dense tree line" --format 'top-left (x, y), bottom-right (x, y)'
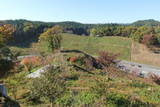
top-left (1, 19), bottom-right (160, 47)
top-left (0, 20), bottom-right (92, 46)
top-left (90, 25), bottom-right (160, 46)
top-left (2, 20), bottom-right (47, 47)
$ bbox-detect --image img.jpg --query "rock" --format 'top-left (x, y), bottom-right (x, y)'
top-left (27, 65), bottom-right (51, 78)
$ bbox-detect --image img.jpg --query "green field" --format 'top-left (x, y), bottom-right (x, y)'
top-left (62, 34), bottom-right (132, 60)
top-left (10, 33), bottom-right (132, 60)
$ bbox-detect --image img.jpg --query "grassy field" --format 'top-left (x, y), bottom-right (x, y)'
top-left (10, 33), bottom-right (132, 60)
top-left (9, 33), bottom-right (132, 60)
top-left (61, 34), bottom-right (132, 60)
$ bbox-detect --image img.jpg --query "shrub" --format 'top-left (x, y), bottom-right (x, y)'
top-left (141, 35), bottom-right (158, 47)
top-left (129, 82), bottom-right (150, 88)
top-left (28, 66), bottom-right (66, 106)
top-left (106, 93), bottom-right (151, 107)
top-left (3, 99), bottom-right (20, 107)
top-left (106, 93), bottom-right (130, 107)
top-left (90, 77), bottom-right (109, 96)
top-left (97, 51), bottom-right (118, 69)
top-left (0, 59), bottom-right (13, 75)
top-left (61, 71), bottom-right (80, 81)
top-left (131, 33), bottom-right (143, 43)
top-left (157, 35), bottom-right (160, 45)
top-left (13, 64), bottom-right (25, 73)
top-left (128, 95), bottom-right (150, 107)
top-left (20, 56), bottom-right (41, 72)
top-left (103, 66), bottom-right (124, 79)
top-left (0, 43), bottom-right (13, 75)
top-left (74, 91), bottom-right (98, 106)
top-left (76, 55), bottom-right (95, 71)
top-left (55, 91), bottom-right (98, 107)
top-left (39, 25), bottom-right (63, 52)
top-left (55, 93), bottom-right (74, 107)
top-left (5, 72), bottom-right (27, 100)
top-left (136, 89), bottom-right (160, 104)
top-left (83, 57), bottom-right (95, 71)
top-left (69, 54), bottom-right (100, 71)
top-left (70, 51), bottom-right (118, 71)
top-left (148, 73), bottom-right (160, 85)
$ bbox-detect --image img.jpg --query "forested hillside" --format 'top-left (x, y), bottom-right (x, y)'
top-left (1, 19), bottom-right (160, 47)
top-left (132, 19), bottom-right (160, 26)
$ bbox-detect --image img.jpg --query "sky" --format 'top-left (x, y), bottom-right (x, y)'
top-left (0, 0), bottom-right (160, 23)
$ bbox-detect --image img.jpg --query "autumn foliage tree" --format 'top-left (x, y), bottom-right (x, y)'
top-left (0, 24), bottom-right (15, 43)
top-left (39, 25), bottom-right (63, 52)
top-left (141, 35), bottom-right (158, 47)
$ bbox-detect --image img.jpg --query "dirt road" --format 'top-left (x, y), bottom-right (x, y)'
top-left (117, 60), bottom-right (160, 77)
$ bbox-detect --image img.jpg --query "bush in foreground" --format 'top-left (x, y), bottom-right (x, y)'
top-left (28, 66), bottom-right (66, 106)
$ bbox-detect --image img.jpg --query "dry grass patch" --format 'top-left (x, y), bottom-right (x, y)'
top-left (131, 42), bottom-right (160, 67)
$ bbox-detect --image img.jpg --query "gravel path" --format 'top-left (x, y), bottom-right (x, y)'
top-left (117, 60), bottom-right (160, 77)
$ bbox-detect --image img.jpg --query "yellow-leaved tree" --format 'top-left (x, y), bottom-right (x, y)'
top-left (0, 24), bottom-right (15, 43)
top-left (39, 25), bottom-right (63, 52)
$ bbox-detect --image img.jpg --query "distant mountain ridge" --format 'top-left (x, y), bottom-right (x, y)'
top-left (1, 19), bottom-right (160, 26)
top-left (131, 19), bottom-right (160, 26)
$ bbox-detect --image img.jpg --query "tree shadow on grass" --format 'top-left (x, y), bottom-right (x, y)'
top-left (61, 49), bottom-right (90, 56)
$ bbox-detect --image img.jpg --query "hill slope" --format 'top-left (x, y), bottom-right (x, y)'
top-left (132, 19), bottom-right (160, 26)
